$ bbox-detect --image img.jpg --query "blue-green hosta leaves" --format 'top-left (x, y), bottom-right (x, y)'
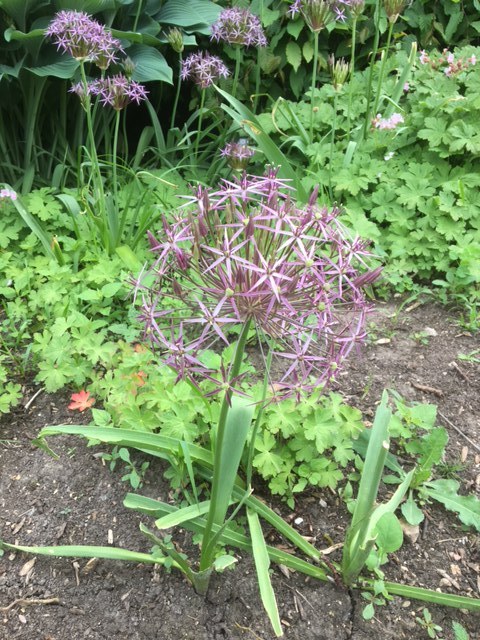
top-left (128, 45), bottom-right (172, 84)
top-left (54, 0), bottom-right (117, 13)
top-left (155, 0), bottom-right (222, 29)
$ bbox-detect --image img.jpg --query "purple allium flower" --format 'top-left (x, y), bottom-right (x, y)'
top-left (136, 171), bottom-right (380, 401)
top-left (372, 113), bottom-right (404, 130)
top-left (288, 0), bottom-right (347, 32)
top-left (210, 8), bottom-right (267, 47)
top-left (221, 140), bottom-right (255, 171)
top-left (181, 51), bottom-right (230, 89)
top-left (89, 75), bottom-right (148, 110)
top-left (0, 188), bottom-right (17, 201)
top-left (45, 10), bottom-right (123, 70)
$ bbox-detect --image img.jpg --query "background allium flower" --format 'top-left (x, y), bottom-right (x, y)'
top-left (181, 51), bottom-right (230, 88)
top-left (289, 0), bottom-right (347, 32)
top-left (372, 112), bottom-right (404, 130)
top-left (89, 75), bottom-right (148, 110)
top-left (46, 10), bottom-right (122, 69)
top-left (210, 8), bottom-right (267, 47)
top-left (221, 140), bottom-right (255, 171)
top-left (136, 171), bottom-right (380, 400)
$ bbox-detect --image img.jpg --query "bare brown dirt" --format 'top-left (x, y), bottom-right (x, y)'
top-left (0, 301), bottom-right (479, 640)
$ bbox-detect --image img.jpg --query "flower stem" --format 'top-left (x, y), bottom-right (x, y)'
top-left (310, 31), bottom-right (320, 142)
top-left (232, 45), bottom-right (242, 100)
top-left (79, 62), bottom-right (107, 249)
top-left (361, 0), bottom-right (381, 140)
top-left (346, 17), bottom-right (357, 139)
top-left (199, 319), bottom-right (252, 575)
top-left (194, 89), bottom-right (206, 160)
top-left (371, 20), bottom-right (395, 118)
top-left (170, 52), bottom-right (183, 130)
top-left (328, 91), bottom-right (338, 201)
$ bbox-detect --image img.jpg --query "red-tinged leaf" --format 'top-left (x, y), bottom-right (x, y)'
top-left (68, 390), bottom-right (95, 412)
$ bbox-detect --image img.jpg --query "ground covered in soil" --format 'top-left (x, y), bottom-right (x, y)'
top-left (0, 301), bottom-right (479, 640)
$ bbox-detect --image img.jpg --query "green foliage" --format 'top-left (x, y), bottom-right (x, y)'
top-left (0, 356), bottom-right (22, 414)
top-left (259, 45), bottom-right (480, 302)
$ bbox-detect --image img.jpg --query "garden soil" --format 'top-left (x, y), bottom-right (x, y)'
top-left (0, 301), bottom-right (479, 640)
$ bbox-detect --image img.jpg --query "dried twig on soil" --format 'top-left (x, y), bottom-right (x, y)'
top-left (411, 382), bottom-right (444, 397)
top-left (438, 411), bottom-right (480, 454)
top-left (0, 597), bottom-right (60, 613)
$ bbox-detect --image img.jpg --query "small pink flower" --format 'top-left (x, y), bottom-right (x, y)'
top-left (372, 113), bottom-right (404, 131)
top-left (419, 50), bottom-right (429, 64)
top-left (68, 390), bottom-right (95, 412)
top-left (403, 82), bottom-right (409, 92)
top-left (0, 188), bottom-right (17, 201)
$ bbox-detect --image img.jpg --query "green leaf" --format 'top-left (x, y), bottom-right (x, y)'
top-left (213, 555), bottom-right (237, 571)
top-left (27, 57), bottom-right (80, 79)
top-left (401, 493), bottom-right (424, 526)
top-left (128, 45), bottom-right (173, 84)
top-left (423, 480), bottom-right (480, 531)
top-left (246, 508), bottom-right (283, 637)
top-left (156, 0), bottom-right (222, 28)
top-left (286, 41), bottom-right (302, 73)
top-left (155, 501), bottom-right (213, 529)
top-left (0, 540), bottom-right (166, 565)
top-left (375, 512), bottom-right (403, 553)
top-left (215, 87), bottom-right (307, 201)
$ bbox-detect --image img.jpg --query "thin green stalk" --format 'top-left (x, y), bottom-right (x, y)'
top-left (170, 52), bottom-right (183, 130)
top-left (253, 0), bottom-right (264, 113)
top-left (346, 16), bottom-right (358, 138)
top-left (199, 319), bottom-right (252, 573)
top-left (111, 109), bottom-right (122, 248)
top-left (361, 0), bottom-right (381, 140)
top-left (79, 62), bottom-right (105, 210)
top-left (328, 91), bottom-right (338, 200)
top-left (245, 350), bottom-right (272, 488)
top-left (132, 0), bottom-right (144, 32)
top-left (232, 45), bottom-right (242, 100)
top-left (194, 89), bottom-right (206, 160)
top-left (310, 31), bottom-right (320, 142)
top-left (371, 19), bottom-right (395, 118)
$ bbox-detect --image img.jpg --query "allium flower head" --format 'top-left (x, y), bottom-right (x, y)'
top-left (136, 171), bottom-right (380, 401)
top-left (210, 8), bottom-right (267, 47)
top-left (181, 51), bottom-right (230, 89)
top-left (89, 75), bottom-right (148, 110)
top-left (45, 10), bottom-right (123, 69)
top-left (289, 0), bottom-right (347, 32)
top-left (221, 140), bottom-right (255, 171)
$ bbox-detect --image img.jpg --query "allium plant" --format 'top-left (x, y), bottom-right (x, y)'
top-left (45, 10), bottom-right (122, 70)
top-left (181, 51), bottom-right (230, 89)
top-left (135, 169), bottom-right (379, 596)
top-left (221, 139), bottom-right (255, 171)
top-left (289, 1), bottom-right (347, 140)
top-left (210, 8), bottom-right (267, 47)
top-left (210, 7), bottom-right (267, 100)
top-left (181, 51), bottom-right (230, 158)
top-left (137, 170), bottom-right (379, 400)
top-left (46, 11), bottom-right (148, 254)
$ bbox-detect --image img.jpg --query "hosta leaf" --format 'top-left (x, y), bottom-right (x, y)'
top-left (127, 45), bottom-right (173, 84)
